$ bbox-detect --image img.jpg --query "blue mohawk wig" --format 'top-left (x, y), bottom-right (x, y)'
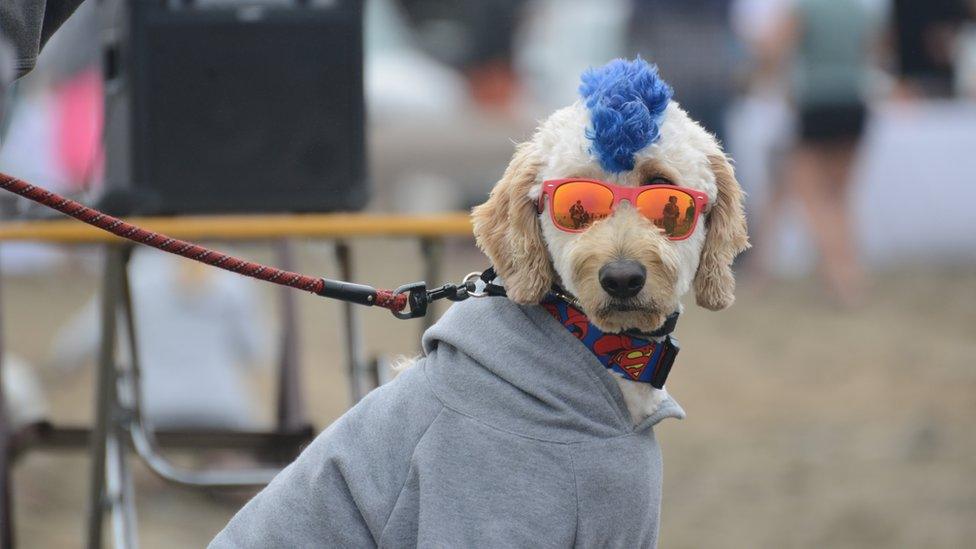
top-left (579, 57), bottom-right (673, 173)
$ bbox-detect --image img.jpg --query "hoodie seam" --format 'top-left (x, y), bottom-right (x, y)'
top-left (422, 363), bottom-right (578, 444)
top-left (569, 449), bottom-right (582, 546)
top-left (378, 406), bottom-right (446, 540)
top-left (424, 363), bottom-right (660, 445)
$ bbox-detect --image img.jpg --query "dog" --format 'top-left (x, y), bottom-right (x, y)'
top-left (211, 58), bottom-right (748, 548)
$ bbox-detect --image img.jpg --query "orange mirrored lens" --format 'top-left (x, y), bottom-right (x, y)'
top-left (635, 188), bottom-right (697, 238)
top-left (552, 181), bottom-right (614, 231)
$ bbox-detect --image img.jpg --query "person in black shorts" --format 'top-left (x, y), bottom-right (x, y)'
top-left (797, 102), bottom-right (867, 145)
top-left (751, 0), bottom-right (878, 306)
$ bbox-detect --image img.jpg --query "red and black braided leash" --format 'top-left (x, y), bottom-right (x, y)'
top-left (0, 172), bottom-right (408, 313)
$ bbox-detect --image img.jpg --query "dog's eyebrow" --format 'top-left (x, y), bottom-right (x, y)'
top-left (634, 160), bottom-right (680, 186)
top-left (641, 175), bottom-right (673, 186)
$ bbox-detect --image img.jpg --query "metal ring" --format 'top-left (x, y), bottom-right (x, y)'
top-left (461, 271), bottom-right (488, 298)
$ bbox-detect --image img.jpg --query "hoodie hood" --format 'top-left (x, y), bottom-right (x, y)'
top-left (422, 296), bottom-right (683, 443)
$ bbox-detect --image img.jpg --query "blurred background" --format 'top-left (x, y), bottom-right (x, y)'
top-left (0, 0), bottom-right (974, 547)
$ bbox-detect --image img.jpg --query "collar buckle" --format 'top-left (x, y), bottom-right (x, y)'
top-left (649, 335), bottom-right (680, 389)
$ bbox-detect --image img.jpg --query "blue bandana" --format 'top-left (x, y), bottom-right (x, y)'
top-left (540, 294), bottom-right (679, 388)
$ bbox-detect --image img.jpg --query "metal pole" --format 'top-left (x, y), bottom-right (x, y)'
top-left (419, 237), bottom-right (444, 335)
top-left (105, 431), bottom-right (137, 549)
top-left (335, 242), bottom-right (370, 402)
top-left (273, 241), bottom-right (304, 432)
top-left (110, 250), bottom-right (140, 548)
top-left (86, 246), bottom-right (126, 549)
top-left (0, 247), bottom-right (13, 549)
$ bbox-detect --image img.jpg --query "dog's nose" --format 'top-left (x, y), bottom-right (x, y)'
top-left (599, 260), bottom-right (646, 299)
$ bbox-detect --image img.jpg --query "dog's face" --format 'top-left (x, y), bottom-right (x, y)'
top-left (473, 62), bottom-right (749, 333)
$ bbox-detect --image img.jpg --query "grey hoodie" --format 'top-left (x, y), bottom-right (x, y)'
top-left (210, 295), bottom-right (684, 548)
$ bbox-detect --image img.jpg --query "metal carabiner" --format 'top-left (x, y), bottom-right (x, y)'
top-left (390, 270), bottom-right (496, 319)
top-left (390, 282), bottom-right (429, 319)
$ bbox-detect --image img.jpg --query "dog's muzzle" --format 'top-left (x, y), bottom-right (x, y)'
top-left (598, 260), bottom-right (646, 299)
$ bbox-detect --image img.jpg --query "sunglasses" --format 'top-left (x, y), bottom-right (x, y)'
top-left (538, 179), bottom-right (709, 240)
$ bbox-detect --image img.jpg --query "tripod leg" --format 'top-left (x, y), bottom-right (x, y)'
top-left (0, 249), bottom-right (13, 549)
top-left (419, 237), bottom-right (443, 335)
top-left (106, 430), bottom-right (137, 549)
top-left (335, 242), bottom-right (370, 403)
top-left (112, 251), bottom-right (139, 549)
top-left (274, 241), bottom-right (304, 433)
top-left (86, 247), bottom-right (126, 549)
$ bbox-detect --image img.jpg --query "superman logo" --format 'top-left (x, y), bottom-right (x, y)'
top-left (593, 334), bottom-right (655, 380)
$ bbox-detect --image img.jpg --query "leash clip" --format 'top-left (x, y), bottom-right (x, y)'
top-left (391, 279), bottom-right (474, 320)
top-left (391, 269), bottom-right (501, 319)
top-left (426, 282), bottom-right (470, 303)
top-left (391, 282), bottom-right (429, 319)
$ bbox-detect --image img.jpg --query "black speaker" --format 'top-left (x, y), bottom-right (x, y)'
top-left (100, 0), bottom-right (366, 215)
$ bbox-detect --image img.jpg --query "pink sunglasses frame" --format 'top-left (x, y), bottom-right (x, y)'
top-left (538, 178), bottom-right (710, 241)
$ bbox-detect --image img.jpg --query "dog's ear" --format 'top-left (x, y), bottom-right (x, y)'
top-left (694, 153), bottom-right (750, 310)
top-left (472, 140), bottom-right (555, 303)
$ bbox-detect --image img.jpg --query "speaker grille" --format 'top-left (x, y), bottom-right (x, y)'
top-left (110, 3), bottom-right (366, 215)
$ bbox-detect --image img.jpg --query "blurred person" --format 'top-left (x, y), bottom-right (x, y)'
top-left (663, 195), bottom-right (679, 236)
top-left (754, 0), bottom-right (881, 306)
top-left (958, 18), bottom-right (976, 98)
top-left (727, 0), bottom-right (797, 280)
top-left (365, 0), bottom-right (470, 120)
top-left (628, 0), bottom-right (737, 142)
top-left (2, 353), bottom-right (47, 429)
top-left (569, 198), bottom-right (586, 228)
top-left (684, 200), bottom-right (696, 224)
top-left (515, 0), bottom-right (633, 111)
top-left (891, 0), bottom-right (973, 98)
top-left (399, 0), bottom-right (526, 111)
top-left (51, 250), bottom-right (270, 430)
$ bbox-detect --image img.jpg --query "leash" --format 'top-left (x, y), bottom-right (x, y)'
top-left (0, 173), bottom-right (685, 388)
top-left (0, 172), bottom-right (683, 333)
top-left (0, 172), bottom-right (476, 319)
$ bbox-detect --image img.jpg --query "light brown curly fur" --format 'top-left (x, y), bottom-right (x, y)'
top-left (471, 141), bottom-right (556, 304)
top-left (694, 154), bottom-right (751, 310)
